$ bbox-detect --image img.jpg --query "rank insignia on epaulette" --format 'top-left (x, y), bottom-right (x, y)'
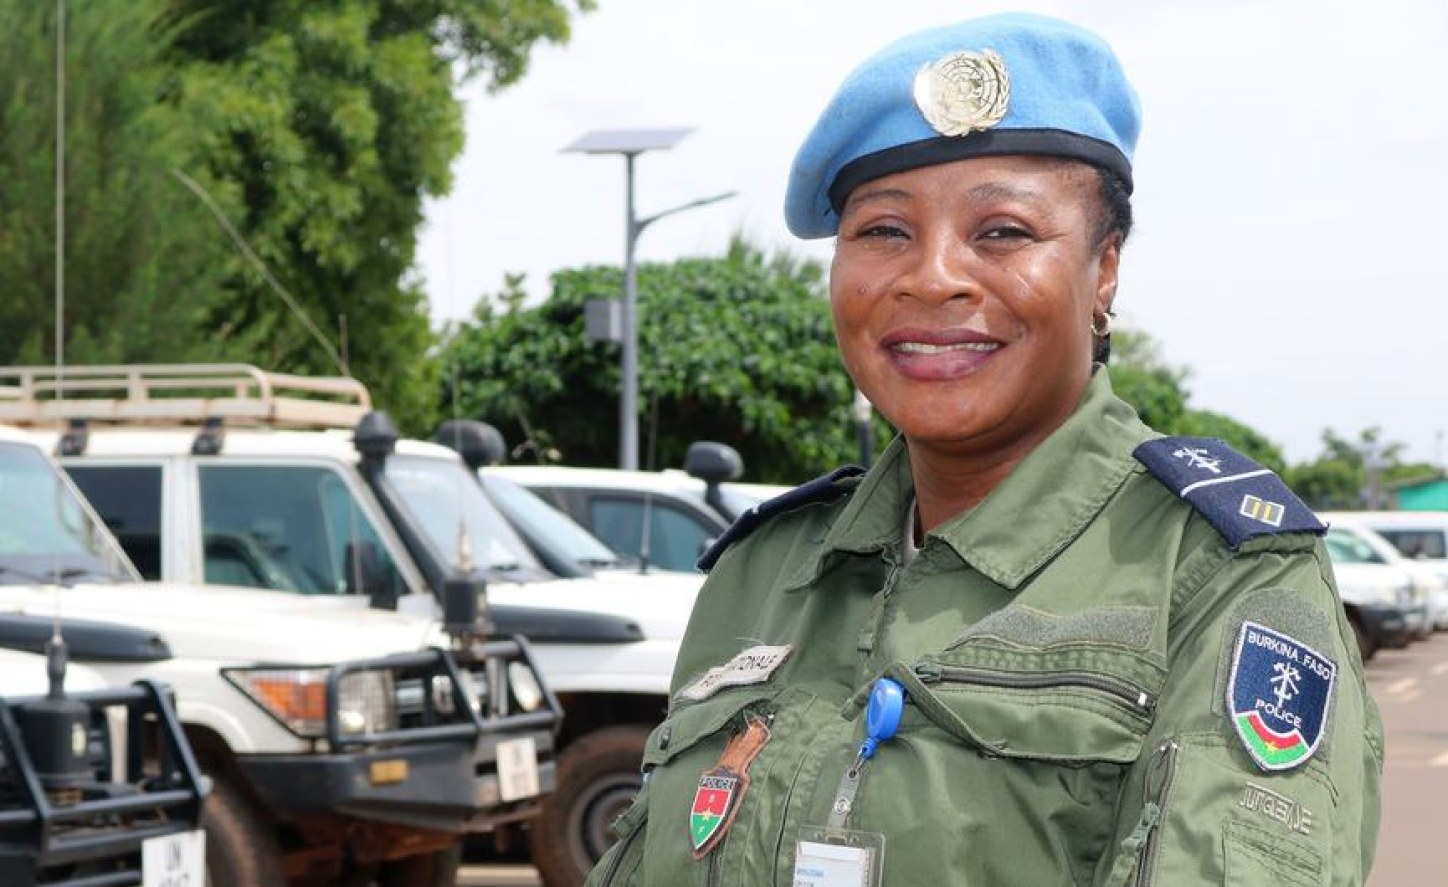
top-left (689, 716), bottom-right (771, 857)
top-left (1133, 436), bottom-right (1325, 548)
top-left (1227, 621), bottom-right (1336, 771)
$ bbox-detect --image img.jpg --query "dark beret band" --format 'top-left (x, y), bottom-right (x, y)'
top-left (827, 127), bottom-right (1135, 215)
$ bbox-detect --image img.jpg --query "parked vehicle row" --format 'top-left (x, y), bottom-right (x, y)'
top-left (2, 363), bottom-right (710, 887)
top-left (1319, 511), bottom-right (1448, 662)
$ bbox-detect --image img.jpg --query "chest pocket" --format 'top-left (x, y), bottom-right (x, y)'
top-left (881, 643), bottom-right (1163, 763)
top-left (643, 686), bottom-right (780, 770)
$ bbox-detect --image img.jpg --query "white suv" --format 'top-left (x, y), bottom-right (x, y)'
top-left (488, 442), bottom-right (793, 573)
top-left (9, 364), bottom-right (702, 887)
top-left (1, 636), bottom-right (208, 885)
top-left (1322, 511), bottom-right (1448, 632)
top-left (0, 416), bottom-right (555, 886)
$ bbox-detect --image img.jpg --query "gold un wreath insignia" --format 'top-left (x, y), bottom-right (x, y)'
top-left (912, 49), bottom-right (1011, 137)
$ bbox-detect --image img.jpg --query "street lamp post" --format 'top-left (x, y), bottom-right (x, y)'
top-left (565, 128), bottom-right (734, 470)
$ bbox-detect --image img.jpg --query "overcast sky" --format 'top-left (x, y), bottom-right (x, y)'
top-left (417, 0), bottom-right (1448, 468)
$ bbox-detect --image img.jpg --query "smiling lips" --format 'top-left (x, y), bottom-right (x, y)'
top-left (883, 329), bottom-right (1002, 380)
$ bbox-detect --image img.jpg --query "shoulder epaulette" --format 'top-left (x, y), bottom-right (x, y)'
top-left (697, 465), bottom-right (866, 571)
top-left (1133, 436), bottom-right (1323, 549)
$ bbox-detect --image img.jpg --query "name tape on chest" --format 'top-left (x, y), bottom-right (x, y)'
top-left (1227, 621), bottom-right (1336, 771)
top-left (679, 645), bottom-right (793, 702)
top-left (1133, 437), bottom-right (1324, 548)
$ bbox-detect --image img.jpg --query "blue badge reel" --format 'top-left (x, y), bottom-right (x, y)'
top-left (794, 677), bottom-right (904, 887)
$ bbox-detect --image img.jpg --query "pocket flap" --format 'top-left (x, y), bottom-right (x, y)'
top-left (886, 660), bottom-right (1153, 764)
top-left (643, 687), bottom-right (777, 768)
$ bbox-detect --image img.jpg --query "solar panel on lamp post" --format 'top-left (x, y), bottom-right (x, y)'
top-left (564, 128), bottom-right (734, 471)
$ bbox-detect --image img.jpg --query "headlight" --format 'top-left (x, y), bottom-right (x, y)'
top-left (508, 661), bottom-right (545, 713)
top-left (224, 667), bottom-right (397, 738)
top-left (338, 670), bottom-right (397, 736)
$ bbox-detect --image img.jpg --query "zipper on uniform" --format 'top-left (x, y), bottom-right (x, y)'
top-left (1131, 738), bottom-right (1180, 887)
top-left (912, 663), bottom-right (1157, 715)
top-left (596, 812), bottom-right (645, 887)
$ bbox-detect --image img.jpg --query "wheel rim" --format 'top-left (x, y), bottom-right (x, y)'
top-left (564, 770), bottom-right (642, 871)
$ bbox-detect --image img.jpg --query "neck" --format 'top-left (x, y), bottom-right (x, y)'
top-left (907, 443), bottom-right (1022, 533)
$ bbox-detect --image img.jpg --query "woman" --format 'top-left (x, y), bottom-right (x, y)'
top-left (586, 12), bottom-right (1381, 886)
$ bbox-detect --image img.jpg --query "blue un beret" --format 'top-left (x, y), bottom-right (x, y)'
top-left (785, 13), bottom-right (1141, 239)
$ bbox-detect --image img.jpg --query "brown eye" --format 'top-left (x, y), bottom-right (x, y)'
top-left (980, 224), bottom-right (1032, 240)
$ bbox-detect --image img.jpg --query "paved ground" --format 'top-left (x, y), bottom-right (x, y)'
top-left (1364, 631), bottom-right (1448, 886)
top-left (460, 631), bottom-right (1448, 887)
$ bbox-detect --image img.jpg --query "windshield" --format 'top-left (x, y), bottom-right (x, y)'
top-left (0, 441), bottom-right (137, 584)
top-left (478, 474), bottom-right (623, 570)
top-left (381, 454), bottom-right (549, 580)
top-left (1326, 529), bottom-right (1386, 565)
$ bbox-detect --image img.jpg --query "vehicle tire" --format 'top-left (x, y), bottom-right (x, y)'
top-left (202, 773), bottom-right (286, 887)
top-left (1350, 614), bottom-right (1377, 662)
top-left (531, 726), bottom-right (649, 887)
top-left (377, 843), bottom-right (463, 887)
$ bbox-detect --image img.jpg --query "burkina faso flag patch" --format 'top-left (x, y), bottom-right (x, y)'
top-left (1227, 620), bottom-right (1336, 771)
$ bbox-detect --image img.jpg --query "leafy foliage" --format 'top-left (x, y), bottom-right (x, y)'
top-left (161, 0), bottom-right (592, 432)
top-left (1107, 329), bottom-right (1284, 471)
top-left (0, 0), bottom-right (591, 435)
top-left (1284, 427), bottom-right (1438, 510)
top-left (443, 238), bottom-right (878, 483)
top-left (0, 0), bottom-right (225, 366)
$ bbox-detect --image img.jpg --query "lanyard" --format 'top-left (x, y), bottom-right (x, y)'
top-left (826, 678), bottom-right (904, 831)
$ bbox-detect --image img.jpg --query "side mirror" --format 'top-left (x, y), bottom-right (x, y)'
top-left (683, 441), bottom-right (743, 484)
top-left (345, 542), bottom-right (395, 610)
top-left (684, 441), bottom-right (744, 520)
top-left (434, 420), bottom-right (507, 470)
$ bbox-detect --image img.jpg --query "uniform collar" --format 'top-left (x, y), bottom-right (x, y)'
top-left (814, 369), bottom-right (1151, 590)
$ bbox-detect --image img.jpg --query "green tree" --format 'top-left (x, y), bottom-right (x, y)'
top-left (1281, 427), bottom-right (1440, 510)
top-left (0, 0), bottom-right (227, 366)
top-left (1106, 328), bottom-right (1285, 470)
top-left (443, 238), bottom-right (872, 483)
top-left (1106, 329), bottom-right (1189, 432)
top-left (162, 0), bottom-right (593, 432)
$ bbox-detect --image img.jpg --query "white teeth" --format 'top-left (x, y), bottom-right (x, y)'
top-left (892, 341), bottom-right (999, 354)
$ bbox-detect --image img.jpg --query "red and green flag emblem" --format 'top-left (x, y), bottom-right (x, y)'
top-left (1227, 621), bottom-right (1336, 771)
top-left (690, 772), bottom-right (739, 855)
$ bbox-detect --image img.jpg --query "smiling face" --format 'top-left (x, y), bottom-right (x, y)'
top-left (830, 155), bottom-right (1120, 466)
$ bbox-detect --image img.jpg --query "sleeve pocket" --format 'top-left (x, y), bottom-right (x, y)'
top-left (1225, 820), bottom-right (1324, 887)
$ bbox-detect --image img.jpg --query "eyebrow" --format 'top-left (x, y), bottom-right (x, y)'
top-left (964, 182), bottom-right (1050, 207)
top-left (840, 187), bottom-right (910, 216)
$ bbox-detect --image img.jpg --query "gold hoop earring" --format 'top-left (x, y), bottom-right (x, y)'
top-left (1090, 312), bottom-right (1114, 337)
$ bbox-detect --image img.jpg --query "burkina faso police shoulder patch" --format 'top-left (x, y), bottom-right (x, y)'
top-left (1227, 621), bottom-right (1337, 771)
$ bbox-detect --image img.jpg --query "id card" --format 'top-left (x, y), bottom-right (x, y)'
top-left (793, 827), bottom-right (884, 887)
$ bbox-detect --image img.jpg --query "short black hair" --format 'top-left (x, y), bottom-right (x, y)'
top-left (1089, 164), bottom-right (1131, 364)
top-left (1090, 163), bottom-right (1133, 247)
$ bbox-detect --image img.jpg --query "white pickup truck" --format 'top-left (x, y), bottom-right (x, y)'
top-left (6, 364), bottom-right (702, 887)
top-left (0, 417), bottom-right (559, 887)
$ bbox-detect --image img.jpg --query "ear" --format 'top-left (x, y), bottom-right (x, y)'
top-left (1093, 234), bottom-right (1121, 319)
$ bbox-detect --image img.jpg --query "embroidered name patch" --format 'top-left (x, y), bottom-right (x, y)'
top-left (1227, 621), bottom-right (1336, 771)
top-left (679, 645), bottom-right (792, 702)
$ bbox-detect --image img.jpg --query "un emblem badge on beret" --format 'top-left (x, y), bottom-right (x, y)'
top-left (912, 49), bottom-right (1011, 137)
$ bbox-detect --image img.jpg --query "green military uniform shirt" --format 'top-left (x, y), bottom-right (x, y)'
top-left (586, 371), bottom-right (1383, 886)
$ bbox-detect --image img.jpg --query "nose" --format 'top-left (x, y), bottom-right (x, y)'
top-left (894, 227), bottom-right (979, 305)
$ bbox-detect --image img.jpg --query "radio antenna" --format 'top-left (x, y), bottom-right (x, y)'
top-left (51, 0), bottom-right (67, 643)
top-left (171, 167), bottom-right (346, 376)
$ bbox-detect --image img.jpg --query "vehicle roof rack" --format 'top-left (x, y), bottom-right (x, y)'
top-left (0, 364), bottom-right (372, 430)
